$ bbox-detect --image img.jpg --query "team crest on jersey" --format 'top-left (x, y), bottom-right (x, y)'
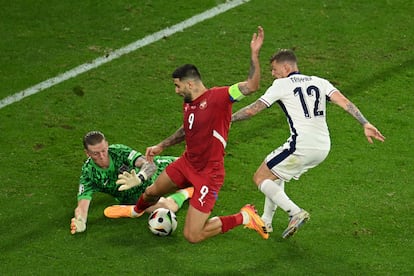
top-left (199, 100), bottom-right (207, 109)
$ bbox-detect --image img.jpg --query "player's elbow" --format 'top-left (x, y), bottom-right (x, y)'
top-left (246, 83), bottom-right (260, 95)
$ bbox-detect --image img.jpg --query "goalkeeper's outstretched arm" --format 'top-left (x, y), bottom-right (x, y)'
top-left (70, 199), bottom-right (90, 234)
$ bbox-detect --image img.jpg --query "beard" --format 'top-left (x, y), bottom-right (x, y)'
top-left (183, 94), bottom-right (192, 103)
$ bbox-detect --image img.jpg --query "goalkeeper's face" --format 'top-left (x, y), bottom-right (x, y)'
top-left (85, 140), bottom-right (110, 168)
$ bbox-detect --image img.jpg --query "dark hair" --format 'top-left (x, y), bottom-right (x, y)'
top-left (172, 64), bottom-right (202, 81)
top-left (270, 49), bottom-right (297, 64)
top-left (83, 131), bottom-right (105, 149)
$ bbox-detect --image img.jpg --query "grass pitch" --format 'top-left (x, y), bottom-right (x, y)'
top-left (0, 0), bottom-right (413, 275)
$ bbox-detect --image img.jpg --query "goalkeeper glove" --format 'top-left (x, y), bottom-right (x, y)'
top-left (116, 170), bottom-right (147, 191)
top-left (70, 216), bottom-right (86, 234)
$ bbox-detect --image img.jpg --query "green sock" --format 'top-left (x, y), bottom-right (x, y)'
top-left (168, 192), bottom-right (187, 209)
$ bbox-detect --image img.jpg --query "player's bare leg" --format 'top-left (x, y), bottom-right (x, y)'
top-left (143, 170), bottom-right (178, 203)
top-left (183, 206), bottom-right (217, 243)
top-left (183, 204), bottom-right (268, 243)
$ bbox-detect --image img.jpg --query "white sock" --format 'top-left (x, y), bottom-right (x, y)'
top-left (261, 196), bottom-right (276, 224)
top-left (261, 179), bottom-right (285, 223)
top-left (259, 179), bottom-right (301, 217)
top-left (131, 206), bottom-right (139, 217)
top-left (241, 210), bottom-right (249, 225)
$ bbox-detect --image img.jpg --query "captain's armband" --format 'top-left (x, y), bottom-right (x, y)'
top-left (229, 83), bottom-right (246, 102)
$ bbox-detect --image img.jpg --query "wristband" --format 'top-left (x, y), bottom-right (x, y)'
top-left (138, 174), bottom-right (146, 183)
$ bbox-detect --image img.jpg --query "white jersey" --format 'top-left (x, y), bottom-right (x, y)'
top-left (260, 72), bottom-right (338, 151)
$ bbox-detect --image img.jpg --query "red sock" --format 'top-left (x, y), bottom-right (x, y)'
top-left (219, 213), bottom-right (243, 233)
top-left (134, 195), bottom-right (155, 213)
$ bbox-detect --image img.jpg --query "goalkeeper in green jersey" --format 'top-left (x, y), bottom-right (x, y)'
top-left (70, 131), bottom-right (193, 234)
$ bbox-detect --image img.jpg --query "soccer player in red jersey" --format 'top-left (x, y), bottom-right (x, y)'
top-left (106, 26), bottom-right (268, 242)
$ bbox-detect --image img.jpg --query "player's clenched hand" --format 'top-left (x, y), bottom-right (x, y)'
top-left (70, 216), bottom-right (86, 234)
top-left (145, 145), bottom-right (163, 162)
top-left (116, 170), bottom-right (146, 191)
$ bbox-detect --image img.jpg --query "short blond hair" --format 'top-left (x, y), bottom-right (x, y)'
top-left (83, 131), bottom-right (105, 149)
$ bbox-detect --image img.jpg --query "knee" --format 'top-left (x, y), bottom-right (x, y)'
top-left (252, 172), bottom-right (262, 186)
top-left (183, 229), bottom-right (203, 244)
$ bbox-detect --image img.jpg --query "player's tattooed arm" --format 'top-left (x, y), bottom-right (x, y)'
top-left (239, 60), bottom-right (260, 95)
top-left (232, 100), bottom-right (267, 122)
top-left (345, 102), bottom-right (369, 125)
top-left (239, 26), bottom-right (264, 95)
top-left (330, 90), bottom-right (385, 143)
top-left (159, 126), bottom-right (185, 148)
top-left (330, 90), bottom-right (369, 125)
top-left (146, 126), bottom-right (185, 161)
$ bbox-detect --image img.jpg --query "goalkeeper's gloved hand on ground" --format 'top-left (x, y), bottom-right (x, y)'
top-left (116, 170), bottom-right (147, 191)
top-left (70, 216), bottom-right (86, 234)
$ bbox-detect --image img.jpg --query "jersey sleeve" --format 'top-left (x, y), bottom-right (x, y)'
top-left (259, 79), bottom-right (282, 107)
top-left (77, 166), bottom-right (95, 201)
top-left (324, 79), bottom-right (339, 98)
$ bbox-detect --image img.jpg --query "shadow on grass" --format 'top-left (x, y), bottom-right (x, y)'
top-left (342, 57), bottom-right (414, 96)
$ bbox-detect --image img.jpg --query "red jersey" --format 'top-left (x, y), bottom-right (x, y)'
top-left (182, 86), bottom-right (233, 170)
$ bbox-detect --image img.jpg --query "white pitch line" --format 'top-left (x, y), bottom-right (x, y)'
top-left (0, 0), bottom-right (250, 110)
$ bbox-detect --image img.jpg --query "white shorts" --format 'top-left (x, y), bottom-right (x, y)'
top-left (265, 144), bottom-right (329, 181)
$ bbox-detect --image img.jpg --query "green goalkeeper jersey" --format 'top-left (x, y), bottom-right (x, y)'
top-left (77, 144), bottom-right (176, 204)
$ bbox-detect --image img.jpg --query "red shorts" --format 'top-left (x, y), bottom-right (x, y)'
top-left (166, 156), bottom-right (225, 213)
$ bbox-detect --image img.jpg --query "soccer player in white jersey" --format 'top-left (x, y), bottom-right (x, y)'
top-left (231, 49), bottom-right (385, 239)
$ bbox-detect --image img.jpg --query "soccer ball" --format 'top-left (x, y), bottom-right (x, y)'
top-left (148, 208), bottom-right (177, 236)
